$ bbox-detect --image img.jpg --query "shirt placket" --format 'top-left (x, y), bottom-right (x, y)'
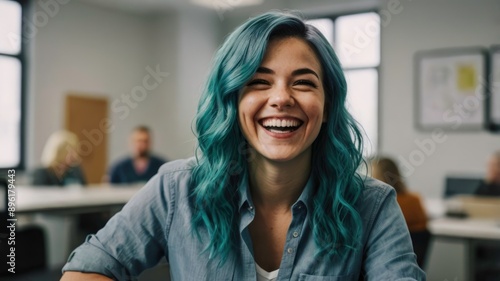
top-left (239, 202), bottom-right (257, 281)
top-left (277, 201), bottom-right (307, 281)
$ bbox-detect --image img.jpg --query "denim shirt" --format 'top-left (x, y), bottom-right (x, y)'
top-left (62, 158), bottom-right (425, 280)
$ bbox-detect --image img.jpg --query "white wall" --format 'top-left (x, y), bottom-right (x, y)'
top-left (148, 7), bottom-right (220, 160)
top-left (380, 0), bottom-right (500, 198)
top-left (172, 7), bottom-right (220, 159)
top-left (28, 1), bottom-right (220, 172)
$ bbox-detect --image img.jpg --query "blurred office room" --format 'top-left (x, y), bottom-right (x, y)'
top-left (0, 0), bottom-right (499, 280)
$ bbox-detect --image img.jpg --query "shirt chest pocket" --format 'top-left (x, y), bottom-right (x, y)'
top-left (299, 273), bottom-right (357, 281)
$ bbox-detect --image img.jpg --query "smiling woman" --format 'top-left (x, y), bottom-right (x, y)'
top-left (61, 10), bottom-right (425, 281)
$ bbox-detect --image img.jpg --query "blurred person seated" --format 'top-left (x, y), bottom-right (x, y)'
top-left (371, 156), bottom-right (429, 267)
top-left (474, 150), bottom-right (500, 281)
top-left (475, 150), bottom-right (500, 196)
top-left (32, 130), bottom-right (86, 186)
top-left (32, 130), bottom-right (109, 235)
top-left (108, 126), bottom-right (167, 184)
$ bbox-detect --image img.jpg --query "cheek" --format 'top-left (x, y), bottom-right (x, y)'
top-left (238, 95), bottom-right (260, 138)
top-left (304, 98), bottom-right (326, 124)
top-left (239, 95), bottom-right (260, 121)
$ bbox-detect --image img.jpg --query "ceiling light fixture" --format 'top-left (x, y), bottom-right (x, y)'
top-left (191, 0), bottom-right (264, 10)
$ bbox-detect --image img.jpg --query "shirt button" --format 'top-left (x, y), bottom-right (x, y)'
top-left (293, 231), bottom-right (299, 238)
top-left (287, 248), bottom-right (293, 254)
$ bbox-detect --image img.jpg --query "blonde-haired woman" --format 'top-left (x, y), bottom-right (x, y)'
top-left (32, 130), bottom-right (86, 186)
top-left (371, 156), bottom-right (429, 267)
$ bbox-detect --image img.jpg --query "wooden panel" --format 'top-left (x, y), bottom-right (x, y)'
top-left (65, 94), bottom-right (108, 184)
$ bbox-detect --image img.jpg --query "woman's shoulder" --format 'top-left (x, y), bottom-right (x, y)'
top-left (156, 157), bottom-right (197, 176)
top-left (31, 167), bottom-right (54, 185)
top-left (32, 166), bottom-right (49, 175)
top-left (127, 158), bottom-right (198, 211)
top-left (151, 157), bottom-right (198, 196)
top-left (356, 177), bottom-right (398, 217)
top-left (361, 176), bottom-right (395, 200)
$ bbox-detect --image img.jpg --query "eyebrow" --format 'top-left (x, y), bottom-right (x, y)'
top-left (256, 67), bottom-right (320, 79)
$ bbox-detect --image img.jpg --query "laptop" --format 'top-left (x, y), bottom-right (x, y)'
top-left (444, 176), bottom-right (483, 198)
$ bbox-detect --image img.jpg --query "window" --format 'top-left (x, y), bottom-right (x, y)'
top-left (0, 0), bottom-right (25, 169)
top-left (308, 12), bottom-right (380, 157)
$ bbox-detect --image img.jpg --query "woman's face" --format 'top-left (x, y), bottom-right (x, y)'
top-left (238, 37), bottom-right (326, 163)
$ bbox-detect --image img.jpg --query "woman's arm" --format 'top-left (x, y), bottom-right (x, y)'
top-left (60, 272), bottom-right (113, 281)
top-left (61, 171), bottom-right (174, 279)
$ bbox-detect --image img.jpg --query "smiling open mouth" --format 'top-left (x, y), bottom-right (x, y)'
top-left (260, 118), bottom-right (304, 134)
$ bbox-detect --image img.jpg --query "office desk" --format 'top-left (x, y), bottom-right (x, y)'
top-left (426, 203), bottom-right (500, 281)
top-left (16, 184), bottom-right (143, 268)
top-left (429, 217), bottom-right (500, 240)
top-left (18, 184), bottom-right (142, 214)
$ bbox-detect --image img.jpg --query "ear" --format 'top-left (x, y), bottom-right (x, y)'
top-left (322, 106), bottom-right (328, 123)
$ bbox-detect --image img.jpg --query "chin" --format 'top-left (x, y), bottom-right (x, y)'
top-left (260, 149), bottom-right (309, 163)
top-left (265, 156), bottom-right (296, 163)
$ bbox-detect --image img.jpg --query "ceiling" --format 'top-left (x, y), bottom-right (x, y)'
top-left (77, 0), bottom-right (382, 16)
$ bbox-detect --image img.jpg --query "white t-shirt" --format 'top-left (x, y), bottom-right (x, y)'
top-left (256, 263), bottom-right (279, 281)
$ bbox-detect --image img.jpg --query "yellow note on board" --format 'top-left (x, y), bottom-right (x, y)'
top-left (457, 64), bottom-right (476, 91)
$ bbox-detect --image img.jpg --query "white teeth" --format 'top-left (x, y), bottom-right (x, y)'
top-left (262, 118), bottom-right (300, 127)
top-left (269, 128), bottom-right (289, 134)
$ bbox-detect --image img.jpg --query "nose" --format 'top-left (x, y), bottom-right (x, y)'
top-left (269, 84), bottom-right (295, 109)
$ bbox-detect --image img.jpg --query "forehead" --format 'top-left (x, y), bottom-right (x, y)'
top-left (132, 130), bottom-right (149, 139)
top-left (260, 37), bottom-right (322, 76)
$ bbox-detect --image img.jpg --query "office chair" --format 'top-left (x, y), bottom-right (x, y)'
top-left (410, 230), bottom-right (431, 269)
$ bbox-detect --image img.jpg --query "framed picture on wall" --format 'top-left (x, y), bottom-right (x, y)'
top-left (489, 46), bottom-right (500, 131)
top-left (415, 47), bottom-right (488, 131)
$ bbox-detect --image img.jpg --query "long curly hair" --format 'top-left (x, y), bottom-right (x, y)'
top-left (191, 10), bottom-right (365, 263)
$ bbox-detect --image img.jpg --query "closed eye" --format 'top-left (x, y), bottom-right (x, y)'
top-left (293, 79), bottom-right (318, 88)
top-left (246, 79), bottom-right (270, 87)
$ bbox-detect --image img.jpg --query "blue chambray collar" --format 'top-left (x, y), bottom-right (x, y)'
top-left (237, 172), bottom-right (315, 212)
top-left (238, 173), bottom-right (254, 211)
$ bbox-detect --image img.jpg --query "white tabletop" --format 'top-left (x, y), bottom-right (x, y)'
top-left (429, 217), bottom-right (500, 240)
top-left (424, 198), bottom-right (447, 219)
top-left (17, 184), bottom-right (143, 213)
top-left (423, 197), bottom-right (500, 240)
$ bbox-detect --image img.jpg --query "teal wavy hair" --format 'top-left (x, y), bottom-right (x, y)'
top-left (191, 10), bottom-right (365, 263)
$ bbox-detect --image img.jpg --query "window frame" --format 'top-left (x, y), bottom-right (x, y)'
top-left (307, 10), bottom-right (381, 157)
top-left (0, 0), bottom-right (28, 171)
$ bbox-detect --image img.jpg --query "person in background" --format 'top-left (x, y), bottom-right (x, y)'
top-left (32, 130), bottom-right (86, 186)
top-left (108, 126), bottom-right (166, 184)
top-left (32, 130), bottom-right (110, 234)
top-left (371, 156), bottom-right (429, 267)
top-left (371, 157), bottom-right (427, 233)
top-left (474, 151), bottom-right (500, 281)
top-left (475, 150), bottom-right (500, 196)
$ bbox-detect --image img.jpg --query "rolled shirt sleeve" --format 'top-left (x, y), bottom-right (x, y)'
top-left (62, 171), bottom-right (174, 280)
